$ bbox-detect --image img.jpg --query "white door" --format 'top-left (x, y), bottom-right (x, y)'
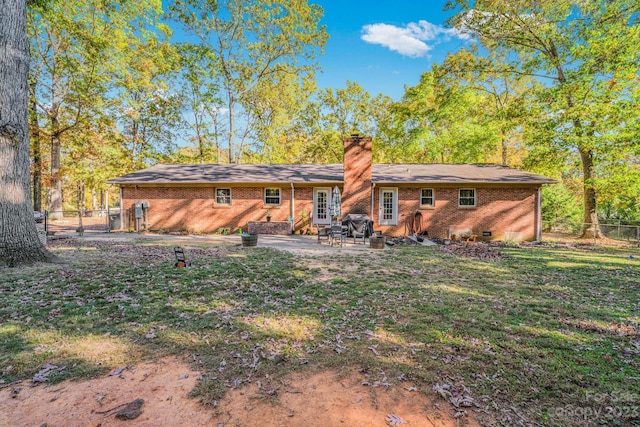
top-left (313, 188), bottom-right (331, 225)
top-left (379, 188), bottom-right (398, 226)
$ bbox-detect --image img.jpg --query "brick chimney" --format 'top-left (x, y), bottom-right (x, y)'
top-left (342, 134), bottom-right (372, 216)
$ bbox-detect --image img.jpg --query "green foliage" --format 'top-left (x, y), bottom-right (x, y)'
top-left (277, 81), bottom-right (393, 163)
top-left (177, 43), bottom-right (226, 164)
top-left (542, 184), bottom-right (583, 231)
top-left (439, 48), bottom-right (537, 167)
top-left (385, 69), bottom-right (500, 163)
top-left (447, 0), bottom-right (640, 232)
top-left (28, 0), bottom-right (176, 210)
top-left (169, 0), bottom-right (328, 164)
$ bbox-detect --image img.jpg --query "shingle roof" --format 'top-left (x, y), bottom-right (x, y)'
top-left (107, 163), bottom-right (555, 185)
top-left (107, 164), bottom-right (344, 184)
top-left (373, 164), bottom-right (555, 184)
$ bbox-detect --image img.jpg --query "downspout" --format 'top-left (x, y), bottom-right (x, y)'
top-left (371, 182), bottom-right (376, 226)
top-left (290, 182), bottom-right (295, 234)
top-left (119, 186), bottom-right (124, 231)
top-left (536, 186), bottom-right (542, 242)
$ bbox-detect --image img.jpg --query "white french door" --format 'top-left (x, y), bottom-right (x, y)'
top-left (379, 188), bottom-right (398, 226)
top-left (313, 188), bottom-right (331, 225)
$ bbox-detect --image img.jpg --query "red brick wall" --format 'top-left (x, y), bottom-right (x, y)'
top-left (122, 186), bottom-right (293, 233)
top-left (373, 185), bottom-right (539, 240)
top-left (247, 221), bottom-right (291, 235)
top-left (121, 184), bottom-right (540, 240)
top-left (342, 135), bottom-right (372, 216)
top-left (293, 187), bottom-right (314, 233)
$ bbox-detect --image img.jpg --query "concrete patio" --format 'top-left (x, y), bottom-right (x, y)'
top-left (54, 232), bottom-right (383, 255)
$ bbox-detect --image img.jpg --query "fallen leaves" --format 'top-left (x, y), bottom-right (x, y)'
top-left (433, 381), bottom-right (475, 420)
top-left (435, 242), bottom-right (507, 261)
top-left (385, 413), bottom-right (406, 426)
top-left (2, 236), bottom-right (639, 427)
top-left (32, 363), bottom-right (65, 386)
top-left (108, 366), bottom-right (127, 376)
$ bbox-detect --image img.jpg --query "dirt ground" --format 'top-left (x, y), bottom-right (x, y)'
top-left (1, 357), bottom-right (479, 427)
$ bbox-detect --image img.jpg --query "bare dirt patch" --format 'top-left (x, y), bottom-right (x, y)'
top-left (0, 357), bottom-right (211, 427)
top-left (1, 359), bottom-right (478, 427)
top-left (212, 370), bottom-right (479, 427)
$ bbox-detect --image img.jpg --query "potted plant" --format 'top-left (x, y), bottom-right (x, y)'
top-left (241, 232), bottom-right (258, 247)
top-left (265, 209), bottom-right (272, 222)
top-left (460, 232), bottom-right (477, 242)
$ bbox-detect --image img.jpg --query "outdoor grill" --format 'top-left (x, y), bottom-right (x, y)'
top-left (341, 213), bottom-right (374, 238)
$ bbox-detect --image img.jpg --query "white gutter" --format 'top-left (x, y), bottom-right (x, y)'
top-left (290, 182), bottom-right (295, 233)
top-left (536, 186), bottom-right (542, 241)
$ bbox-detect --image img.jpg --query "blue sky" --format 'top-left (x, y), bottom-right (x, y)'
top-left (315, 0), bottom-right (470, 100)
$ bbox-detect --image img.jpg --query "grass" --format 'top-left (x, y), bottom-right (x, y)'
top-left (1, 237), bottom-right (639, 426)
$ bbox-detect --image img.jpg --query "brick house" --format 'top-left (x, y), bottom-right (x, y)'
top-left (108, 136), bottom-right (554, 241)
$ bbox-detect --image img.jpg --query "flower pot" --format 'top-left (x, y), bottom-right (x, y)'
top-left (241, 234), bottom-right (258, 247)
top-left (370, 236), bottom-right (385, 249)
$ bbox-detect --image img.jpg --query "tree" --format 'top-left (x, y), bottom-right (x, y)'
top-left (284, 81), bottom-right (393, 163)
top-left (389, 69), bottom-right (499, 164)
top-left (28, 0), bottom-right (169, 218)
top-left (0, 0), bottom-right (54, 266)
top-left (448, 0), bottom-right (640, 237)
top-left (115, 34), bottom-right (184, 170)
top-left (170, 0), bottom-right (328, 164)
top-left (177, 43), bottom-right (225, 164)
top-left (440, 48), bottom-right (535, 166)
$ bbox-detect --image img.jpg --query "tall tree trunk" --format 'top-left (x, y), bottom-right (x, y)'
top-left (227, 101), bottom-right (234, 164)
top-left (579, 146), bottom-right (602, 238)
top-left (91, 187), bottom-right (98, 211)
top-left (0, 0), bottom-right (56, 266)
top-left (49, 118), bottom-right (63, 219)
top-left (29, 84), bottom-right (42, 211)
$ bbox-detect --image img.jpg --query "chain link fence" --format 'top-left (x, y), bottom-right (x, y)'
top-left (543, 220), bottom-right (640, 244)
top-left (43, 209), bottom-right (120, 236)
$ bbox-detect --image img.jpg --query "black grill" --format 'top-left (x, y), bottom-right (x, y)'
top-left (341, 214), bottom-right (374, 238)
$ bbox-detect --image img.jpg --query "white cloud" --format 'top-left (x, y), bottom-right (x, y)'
top-left (361, 20), bottom-right (469, 58)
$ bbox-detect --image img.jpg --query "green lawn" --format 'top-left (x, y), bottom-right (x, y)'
top-left (1, 238), bottom-right (638, 426)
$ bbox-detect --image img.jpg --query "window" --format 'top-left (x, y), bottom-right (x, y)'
top-left (420, 188), bottom-right (434, 207)
top-left (215, 188), bottom-right (231, 205)
top-left (458, 188), bottom-right (476, 207)
top-left (264, 188), bottom-right (281, 205)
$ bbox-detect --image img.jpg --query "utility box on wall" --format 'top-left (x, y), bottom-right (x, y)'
top-left (133, 201), bottom-right (150, 231)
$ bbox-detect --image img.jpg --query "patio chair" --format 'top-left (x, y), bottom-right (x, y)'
top-left (317, 224), bottom-right (331, 242)
top-left (352, 228), bottom-right (367, 244)
top-left (329, 223), bottom-right (346, 247)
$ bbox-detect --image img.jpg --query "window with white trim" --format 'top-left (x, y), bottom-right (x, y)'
top-left (420, 188), bottom-right (434, 207)
top-left (215, 188), bottom-right (231, 205)
top-left (264, 188), bottom-right (281, 205)
top-left (458, 188), bottom-right (476, 207)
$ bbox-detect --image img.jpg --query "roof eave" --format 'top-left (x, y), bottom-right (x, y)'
top-left (372, 180), bottom-right (556, 185)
